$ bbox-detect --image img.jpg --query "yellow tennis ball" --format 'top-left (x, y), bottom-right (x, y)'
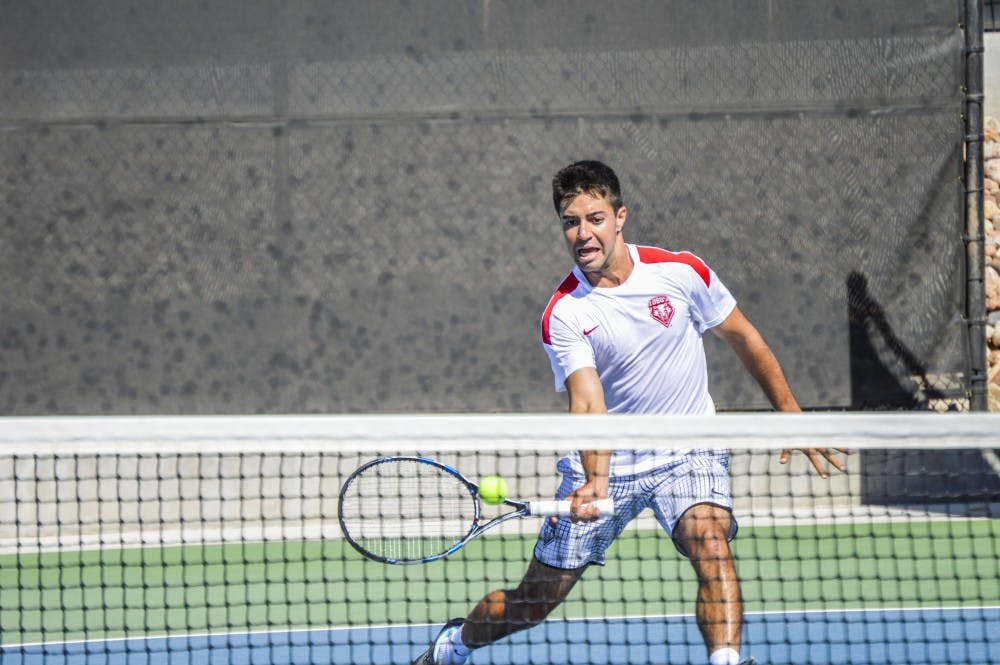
top-left (477, 475), bottom-right (508, 505)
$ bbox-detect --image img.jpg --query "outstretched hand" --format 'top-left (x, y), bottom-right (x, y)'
top-left (780, 448), bottom-right (850, 478)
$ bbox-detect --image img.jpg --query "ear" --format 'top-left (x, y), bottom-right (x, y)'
top-left (615, 206), bottom-right (627, 233)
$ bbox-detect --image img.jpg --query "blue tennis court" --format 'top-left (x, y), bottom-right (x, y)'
top-left (4, 607), bottom-right (997, 665)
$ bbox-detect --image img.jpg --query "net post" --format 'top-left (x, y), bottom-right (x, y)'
top-left (965, 0), bottom-right (989, 411)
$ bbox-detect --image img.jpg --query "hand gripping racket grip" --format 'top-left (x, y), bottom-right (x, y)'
top-left (526, 498), bottom-right (615, 517)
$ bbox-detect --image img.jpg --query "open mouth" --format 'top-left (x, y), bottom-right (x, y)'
top-left (577, 246), bottom-right (600, 262)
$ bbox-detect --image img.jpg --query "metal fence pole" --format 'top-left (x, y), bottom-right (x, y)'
top-left (965, 0), bottom-right (989, 410)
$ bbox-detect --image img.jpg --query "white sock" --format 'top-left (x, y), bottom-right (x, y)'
top-left (708, 647), bottom-right (741, 665)
top-left (439, 627), bottom-right (471, 665)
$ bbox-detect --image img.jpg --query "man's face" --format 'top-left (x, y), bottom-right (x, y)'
top-left (560, 192), bottom-right (627, 278)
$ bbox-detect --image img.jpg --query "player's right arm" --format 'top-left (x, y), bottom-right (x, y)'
top-left (710, 305), bottom-right (847, 478)
top-left (564, 368), bottom-right (611, 522)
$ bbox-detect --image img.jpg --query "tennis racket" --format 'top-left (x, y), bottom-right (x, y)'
top-left (337, 455), bottom-right (615, 565)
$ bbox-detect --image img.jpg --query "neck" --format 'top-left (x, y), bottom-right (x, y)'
top-left (585, 241), bottom-right (633, 288)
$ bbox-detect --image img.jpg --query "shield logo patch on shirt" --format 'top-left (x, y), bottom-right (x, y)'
top-left (648, 295), bottom-right (675, 328)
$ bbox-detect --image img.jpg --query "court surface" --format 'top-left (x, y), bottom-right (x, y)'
top-left (2, 517), bottom-right (997, 665)
top-left (3, 607), bottom-right (998, 664)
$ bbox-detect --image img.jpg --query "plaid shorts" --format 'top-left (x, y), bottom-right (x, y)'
top-left (533, 450), bottom-right (737, 569)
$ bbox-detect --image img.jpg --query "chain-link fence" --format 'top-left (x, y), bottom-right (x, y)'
top-left (0, 1), bottom-right (976, 414)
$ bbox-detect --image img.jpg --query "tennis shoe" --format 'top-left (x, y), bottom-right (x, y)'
top-left (411, 617), bottom-right (466, 665)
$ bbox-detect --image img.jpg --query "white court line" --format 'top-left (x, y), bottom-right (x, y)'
top-left (5, 605), bottom-right (999, 651)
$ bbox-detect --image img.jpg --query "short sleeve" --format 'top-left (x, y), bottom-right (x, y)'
top-left (543, 312), bottom-right (596, 392)
top-left (688, 265), bottom-right (737, 334)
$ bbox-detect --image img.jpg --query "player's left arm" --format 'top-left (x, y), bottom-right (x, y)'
top-left (710, 306), bottom-right (847, 477)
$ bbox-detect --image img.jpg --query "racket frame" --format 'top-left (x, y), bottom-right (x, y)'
top-left (337, 455), bottom-right (613, 565)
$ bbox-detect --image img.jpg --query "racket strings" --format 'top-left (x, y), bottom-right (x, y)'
top-left (340, 459), bottom-right (476, 561)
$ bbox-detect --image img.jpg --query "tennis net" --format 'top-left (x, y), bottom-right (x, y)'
top-left (0, 413), bottom-right (998, 665)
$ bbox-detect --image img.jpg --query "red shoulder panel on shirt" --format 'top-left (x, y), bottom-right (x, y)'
top-left (541, 273), bottom-right (579, 345)
top-left (636, 245), bottom-right (711, 287)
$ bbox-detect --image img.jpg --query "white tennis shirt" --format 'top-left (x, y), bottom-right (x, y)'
top-left (541, 243), bottom-right (737, 476)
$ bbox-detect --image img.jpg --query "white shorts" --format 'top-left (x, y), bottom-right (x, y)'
top-left (533, 450), bottom-right (737, 569)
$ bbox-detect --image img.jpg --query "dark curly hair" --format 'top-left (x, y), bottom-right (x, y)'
top-left (551, 160), bottom-right (623, 214)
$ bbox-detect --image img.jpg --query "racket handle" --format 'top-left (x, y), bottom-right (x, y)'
top-left (527, 498), bottom-right (615, 517)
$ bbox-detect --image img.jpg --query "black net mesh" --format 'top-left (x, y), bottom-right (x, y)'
top-left (0, 413), bottom-right (997, 664)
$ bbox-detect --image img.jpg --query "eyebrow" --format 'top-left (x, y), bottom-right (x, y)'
top-left (561, 210), bottom-right (606, 221)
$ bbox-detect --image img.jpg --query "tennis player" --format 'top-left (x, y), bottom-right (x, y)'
top-left (413, 160), bottom-right (846, 665)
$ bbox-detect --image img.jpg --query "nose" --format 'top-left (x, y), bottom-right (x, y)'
top-left (575, 220), bottom-right (595, 241)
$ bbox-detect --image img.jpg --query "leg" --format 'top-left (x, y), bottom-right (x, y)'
top-left (462, 556), bottom-right (587, 647)
top-left (673, 503), bottom-right (742, 656)
top-left (414, 467), bottom-right (624, 664)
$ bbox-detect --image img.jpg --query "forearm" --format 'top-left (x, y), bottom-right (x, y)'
top-left (571, 405), bottom-right (611, 495)
top-left (564, 367), bottom-right (612, 497)
top-left (577, 449), bottom-right (611, 497)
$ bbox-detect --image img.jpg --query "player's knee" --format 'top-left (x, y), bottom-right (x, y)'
top-left (683, 521), bottom-right (730, 549)
top-left (504, 586), bottom-right (561, 627)
top-left (675, 511), bottom-right (733, 561)
top-left (482, 588), bottom-right (549, 626)
top-left (482, 589), bottom-right (508, 623)
top-left (691, 532), bottom-right (732, 560)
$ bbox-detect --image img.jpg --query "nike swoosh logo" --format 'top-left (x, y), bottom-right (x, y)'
top-left (583, 325), bottom-right (600, 336)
